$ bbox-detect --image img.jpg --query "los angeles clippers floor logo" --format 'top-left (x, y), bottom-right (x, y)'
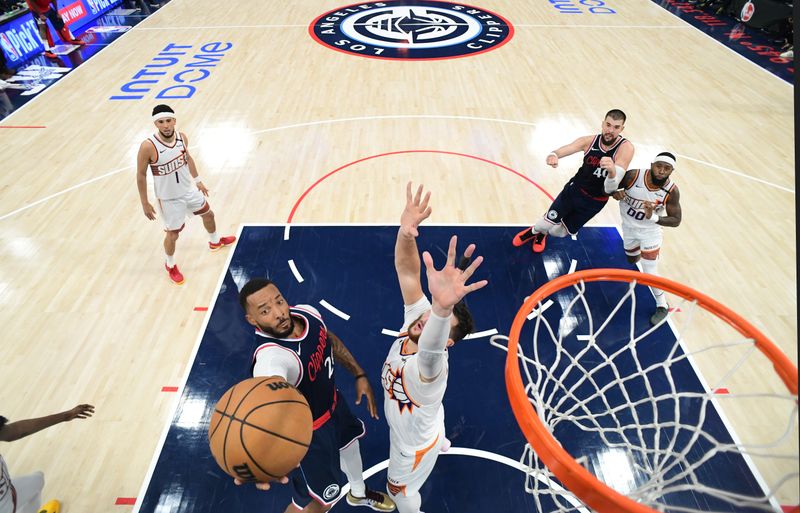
top-left (309, 1), bottom-right (513, 60)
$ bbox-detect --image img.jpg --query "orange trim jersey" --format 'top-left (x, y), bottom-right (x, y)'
top-left (381, 296), bottom-right (448, 451)
top-left (619, 168), bottom-right (675, 232)
top-left (148, 133), bottom-right (194, 200)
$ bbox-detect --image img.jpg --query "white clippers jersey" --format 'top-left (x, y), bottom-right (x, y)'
top-left (619, 169), bottom-right (676, 232)
top-left (381, 296), bottom-right (448, 451)
top-left (148, 133), bottom-right (194, 200)
top-left (0, 454), bottom-right (12, 513)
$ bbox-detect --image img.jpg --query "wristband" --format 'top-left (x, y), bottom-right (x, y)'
top-left (649, 212), bottom-right (660, 222)
top-left (354, 374), bottom-right (367, 380)
top-left (548, 152), bottom-right (558, 158)
top-left (194, 176), bottom-right (202, 183)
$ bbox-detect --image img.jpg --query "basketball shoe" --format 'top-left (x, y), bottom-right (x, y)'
top-left (165, 264), bottom-right (184, 285)
top-left (209, 235), bottom-right (237, 251)
top-left (532, 232), bottom-right (547, 253)
top-left (512, 227), bottom-right (536, 247)
top-left (650, 307), bottom-right (669, 325)
top-left (38, 499), bottom-right (61, 513)
top-left (346, 489), bottom-right (396, 511)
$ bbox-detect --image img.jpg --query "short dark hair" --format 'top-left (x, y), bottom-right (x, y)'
top-left (450, 301), bottom-right (475, 343)
top-left (151, 104), bottom-right (175, 116)
top-left (656, 151), bottom-right (676, 161)
top-left (238, 278), bottom-right (276, 310)
top-left (0, 416), bottom-right (7, 431)
top-left (605, 109), bottom-right (627, 123)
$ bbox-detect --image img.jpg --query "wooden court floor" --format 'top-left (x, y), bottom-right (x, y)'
top-left (0, 0), bottom-right (795, 511)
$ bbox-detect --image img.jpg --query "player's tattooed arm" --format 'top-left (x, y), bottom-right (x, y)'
top-left (329, 331), bottom-right (365, 377)
top-left (329, 331), bottom-right (379, 418)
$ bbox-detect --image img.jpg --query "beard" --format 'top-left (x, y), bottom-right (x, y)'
top-left (259, 317), bottom-right (295, 338)
top-left (651, 174), bottom-right (668, 186)
top-left (159, 128), bottom-right (174, 139)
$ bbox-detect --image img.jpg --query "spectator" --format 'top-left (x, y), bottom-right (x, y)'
top-left (24, 0), bottom-right (85, 59)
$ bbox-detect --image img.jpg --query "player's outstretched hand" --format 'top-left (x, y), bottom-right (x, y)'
top-left (400, 182), bottom-right (432, 238)
top-left (234, 475), bottom-right (290, 491)
top-left (422, 235), bottom-right (488, 312)
top-left (197, 181), bottom-right (209, 196)
top-left (63, 404), bottom-right (95, 421)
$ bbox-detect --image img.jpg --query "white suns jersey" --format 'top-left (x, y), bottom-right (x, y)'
top-left (148, 133), bottom-right (194, 200)
top-left (0, 454), bottom-right (12, 513)
top-left (619, 169), bottom-right (676, 232)
top-left (381, 296), bottom-right (448, 451)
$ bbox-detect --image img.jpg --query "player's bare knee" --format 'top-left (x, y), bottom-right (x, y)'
top-left (549, 224), bottom-right (569, 238)
top-left (165, 231), bottom-right (179, 241)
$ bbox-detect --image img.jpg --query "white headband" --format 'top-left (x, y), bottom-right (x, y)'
top-left (653, 155), bottom-right (676, 168)
top-left (152, 111), bottom-right (175, 122)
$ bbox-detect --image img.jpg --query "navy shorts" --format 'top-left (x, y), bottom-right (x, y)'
top-left (545, 182), bottom-right (608, 234)
top-left (290, 390), bottom-right (366, 508)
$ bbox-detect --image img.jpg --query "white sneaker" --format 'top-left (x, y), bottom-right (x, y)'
top-left (779, 49), bottom-right (792, 59)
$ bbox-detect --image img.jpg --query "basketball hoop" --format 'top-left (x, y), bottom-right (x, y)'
top-left (503, 268), bottom-right (798, 513)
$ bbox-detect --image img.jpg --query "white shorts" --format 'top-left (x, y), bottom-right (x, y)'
top-left (386, 432), bottom-right (444, 498)
top-left (622, 228), bottom-right (662, 258)
top-left (156, 189), bottom-right (210, 232)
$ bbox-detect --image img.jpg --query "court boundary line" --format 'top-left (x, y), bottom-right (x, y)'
top-left (130, 222), bottom-right (597, 513)
top-left (130, 222), bottom-right (244, 513)
top-left (615, 225), bottom-right (781, 512)
top-left (1, 115), bottom-right (793, 222)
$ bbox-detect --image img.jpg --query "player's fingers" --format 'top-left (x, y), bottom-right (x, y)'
top-left (406, 181), bottom-right (413, 203)
top-left (446, 235), bottom-right (457, 267)
top-left (414, 184), bottom-right (423, 205)
top-left (422, 251), bottom-right (435, 271)
top-left (461, 255), bottom-right (484, 279)
top-left (466, 279), bottom-right (489, 293)
top-left (255, 482), bottom-right (272, 491)
top-left (421, 206), bottom-right (432, 220)
top-left (420, 191), bottom-right (431, 212)
top-left (463, 244), bottom-right (476, 259)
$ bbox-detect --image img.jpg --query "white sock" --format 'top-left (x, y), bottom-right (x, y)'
top-left (391, 489), bottom-right (422, 513)
top-left (340, 440), bottom-right (366, 497)
top-left (165, 253), bottom-right (176, 267)
top-left (208, 231), bottom-right (219, 244)
top-left (640, 258), bottom-right (668, 308)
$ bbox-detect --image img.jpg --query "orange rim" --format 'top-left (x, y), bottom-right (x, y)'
top-left (505, 268), bottom-right (798, 513)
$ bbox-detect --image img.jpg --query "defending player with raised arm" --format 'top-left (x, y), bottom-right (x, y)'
top-left (513, 109), bottom-right (634, 253)
top-left (612, 151), bottom-right (682, 325)
top-left (382, 183), bottom-right (488, 513)
top-left (236, 279), bottom-right (395, 512)
top-left (136, 104), bottom-right (237, 285)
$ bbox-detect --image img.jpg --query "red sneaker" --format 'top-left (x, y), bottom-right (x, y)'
top-left (209, 235), bottom-right (237, 251)
top-left (532, 233), bottom-right (547, 253)
top-left (512, 227), bottom-right (537, 247)
top-left (165, 264), bottom-right (184, 285)
top-left (43, 51), bottom-right (58, 59)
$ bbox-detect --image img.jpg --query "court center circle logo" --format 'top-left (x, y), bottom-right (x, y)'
top-left (309, 1), bottom-right (514, 60)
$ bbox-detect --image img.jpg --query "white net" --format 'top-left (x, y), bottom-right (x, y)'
top-left (495, 275), bottom-right (799, 513)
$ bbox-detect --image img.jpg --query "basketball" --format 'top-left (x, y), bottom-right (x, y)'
top-left (208, 376), bottom-right (313, 482)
